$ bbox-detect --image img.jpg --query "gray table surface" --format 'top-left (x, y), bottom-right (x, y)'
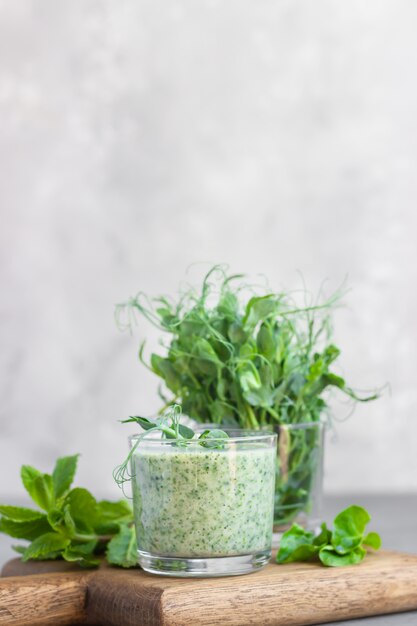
top-left (1, 494), bottom-right (416, 625)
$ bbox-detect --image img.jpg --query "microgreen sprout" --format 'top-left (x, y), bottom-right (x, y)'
top-left (113, 404), bottom-right (229, 494)
top-left (115, 265), bottom-right (381, 525)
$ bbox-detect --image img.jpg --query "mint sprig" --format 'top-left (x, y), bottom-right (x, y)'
top-left (0, 455), bottom-right (137, 568)
top-left (276, 505), bottom-right (381, 567)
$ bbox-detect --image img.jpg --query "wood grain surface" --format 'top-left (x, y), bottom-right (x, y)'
top-left (1, 550), bottom-right (417, 626)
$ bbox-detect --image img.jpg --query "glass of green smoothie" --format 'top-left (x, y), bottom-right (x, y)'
top-left (129, 429), bottom-right (277, 577)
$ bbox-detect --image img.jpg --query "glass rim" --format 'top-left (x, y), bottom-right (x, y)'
top-left (273, 421), bottom-right (325, 431)
top-left (198, 421), bottom-right (325, 432)
top-left (129, 428), bottom-right (277, 445)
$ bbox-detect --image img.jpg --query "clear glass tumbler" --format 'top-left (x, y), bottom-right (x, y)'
top-left (273, 421), bottom-right (325, 541)
top-left (129, 429), bottom-right (277, 577)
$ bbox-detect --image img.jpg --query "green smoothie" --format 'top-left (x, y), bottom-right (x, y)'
top-left (131, 442), bottom-right (276, 558)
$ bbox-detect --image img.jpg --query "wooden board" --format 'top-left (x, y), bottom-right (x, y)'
top-left (1, 550), bottom-right (417, 626)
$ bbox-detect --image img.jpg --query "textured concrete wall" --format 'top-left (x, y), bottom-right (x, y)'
top-left (1, 1), bottom-right (416, 499)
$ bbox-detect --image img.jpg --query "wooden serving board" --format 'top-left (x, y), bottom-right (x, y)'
top-left (1, 551), bottom-right (417, 626)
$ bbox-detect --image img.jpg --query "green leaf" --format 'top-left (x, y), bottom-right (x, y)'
top-left (22, 533), bottom-right (70, 561)
top-left (0, 516), bottom-right (52, 540)
top-left (164, 423), bottom-right (195, 440)
top-left (178, 424), bottom-right (195, 439)
top-left (217, 291), bottom-right (239, 318)
top-left (288, 372), bottom-right (305, 396)
top-left (20, 465), bottom-right (42, 489)
top-left (243, 295), bottom-right (279, 329)
top-left (363, 532), bottom-right (381, 550)
top-left (313, 522), bottom-right (332, 548)
top-left (66, 487), bottom-right (97, 514)
top-left (228, 322), bottom-right (246, 344)
top-left (192, 338), bottom-right (221, 376)
top-left (324, 372), bottom-right (346, 390)
top-left (12, 545), bottom-right (27, 555)
top-left (208, 400), bottom-right (236, 425)
top-left (156, 359), bottom-right (181, 392)
top-left (319, 546), bottom-right (366, 567)
top-left (256, 323), bottom-right (276, 360)
top-left (123, 416), bottom-right (157, 430)
top-left (284, 544), bottom-right (320, 563)
top-left (106, 525), bottom-right (138, 568)
top-left (64, 487), bottom-right (97, 534)
top-left (307, 355), bottom-right (326, 383)
top-left (0, 506), bottom-right (46, 522)
top-left (95, 500), bottom-right (132, 522)
top-left (198, 429), bottom-right (229, 449)
top-left (150, 353), bottom-right (165, 376)
top-left (238, 339), bottom-right (258, 361)
top-left (47, 506), bottom-right (76, 538)
top-left (276, 524), bottom-right (317, 564)
top-left (52, 455), bottom-right (79, 499)
top-left (63, 540), bottom-right (99, 567)
top-left (323, 344), bottom-right (341, 364)
top-left (239, 366), bottom-right (261, 393)
top-left (331, 505), bottom-right (371, 554)
top-left (242, 386), bottom-right (275, 408)
top-left (94, 500), bottom-right (133, 534)
top-left (21, 467), bottom-right (54, 512)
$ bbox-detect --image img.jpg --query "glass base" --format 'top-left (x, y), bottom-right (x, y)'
top-left (138, 549), bottom-right (271, 577)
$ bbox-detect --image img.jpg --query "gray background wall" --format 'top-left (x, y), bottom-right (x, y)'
top-left (1, 0), bottom-right (416, 500)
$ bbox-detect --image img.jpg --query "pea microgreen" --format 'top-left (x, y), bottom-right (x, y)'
top-left (115, 265), bottom-right (380, 525)
top-left (276, 505), bottom-right (381, 567)
top-left (113, 404), bottom-right (229, 492)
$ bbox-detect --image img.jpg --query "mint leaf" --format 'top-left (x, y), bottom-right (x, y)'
top-left (363, 531), bottom-right (381, 550)
top-left (106, 525), bottom-right (137, 568)
top-left (52, 455), bottom-right (79, 499)
top-left (94, 500), bottom-right (132, 534)
top-left (0, 506), bottom-right (45, 522)
top-left (0, 516), bottom-right (52, 540)
top-left (20, 465), bottom-right (42, 490)
top-left (1, 454), bottom-right (136, 570)
top-left (96, 500), bottom-right (132, 521)
top-left (22, 533), bottom-right (70, 561)
top-left (63, 541), bottom-right (99, 567)
top-left (319, 545), bottom-right (366, 567)
top-left (65, 488), bottom-right (97, 527)
top-left (332, 505), bottom-right (371, 554)
top-left (47, 506), bottom-right (76, 538)
top-left (21, 467), bottom-right (54, 511)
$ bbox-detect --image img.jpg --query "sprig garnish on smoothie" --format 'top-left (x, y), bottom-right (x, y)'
top-left (113, 405), bottom-right (229, 492)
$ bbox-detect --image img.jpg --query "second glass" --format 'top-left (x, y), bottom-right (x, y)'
top-left (273, 421), bottom-right (325, 538)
